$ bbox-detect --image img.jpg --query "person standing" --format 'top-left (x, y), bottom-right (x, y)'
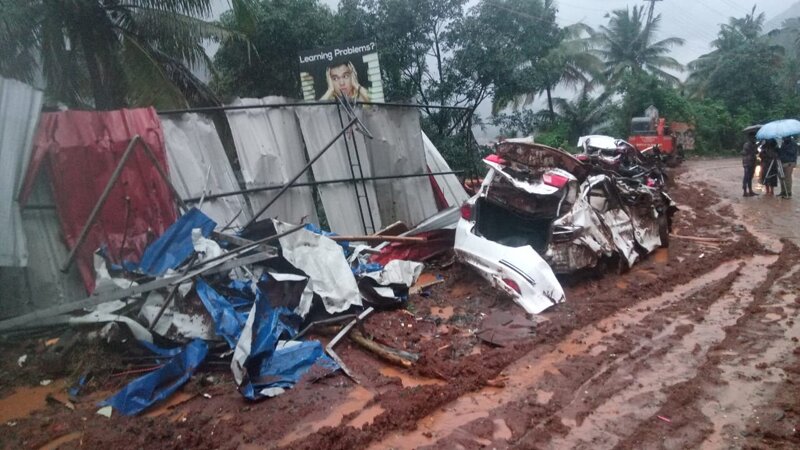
top-left (778, 136), bottom-right (798, 198)
top-left (760, 139), bottom-right (779, 196)
top-left (742, 132), bottom-right (758, 196)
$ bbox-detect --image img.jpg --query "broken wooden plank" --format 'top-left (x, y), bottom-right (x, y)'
top-left (409, 278), bottom-right (445, 295)
top-left (373, 221), bottom-right (410, 237)
top-left (349, 328), bottom-right (419, 367)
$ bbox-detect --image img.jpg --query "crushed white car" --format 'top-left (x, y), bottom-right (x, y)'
top-left (455, 140), bottom-right (676, 314)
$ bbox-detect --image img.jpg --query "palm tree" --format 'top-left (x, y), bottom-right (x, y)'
top-left (0, 0), bottom-right (250, 109)
top-left (493, 22), bottom-right (602, 116)
top-left (595, 6), bottom-right (685, 87)
top-left (536, 87), bottom-right (612, 143)
top-left (686, 7), bottom-right (782, 97)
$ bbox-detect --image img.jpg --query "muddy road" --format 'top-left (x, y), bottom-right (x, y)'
top-left (2, 158), bottom-right (800, 450)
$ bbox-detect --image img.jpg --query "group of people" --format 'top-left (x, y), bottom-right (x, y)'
top-left (742, 132), bottom-right (798, 198)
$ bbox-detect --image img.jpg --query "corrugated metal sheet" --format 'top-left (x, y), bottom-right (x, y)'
top-left (226, 97), bottom-right (319, 226)
top-left (359, 107), bottom-right (438, 226)
top-left (422, 131), bottom-right (469, 208)
top-left (21, 108), bottom-right (178, 292)
top-left (295, 105), bottom-right (382, 235)
top-left (0, 77), bottom-right (43, 267)
top-left (0, 176), bottom-right (85, 319)
top-left (161, 113), bottom-right (251, 229)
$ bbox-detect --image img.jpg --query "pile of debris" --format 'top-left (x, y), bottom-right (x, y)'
top-left (0, 206), bottom-right (454, 416)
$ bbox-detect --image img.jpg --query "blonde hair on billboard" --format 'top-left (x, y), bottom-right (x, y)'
top-left (320, 61), bottom-right (370, 102)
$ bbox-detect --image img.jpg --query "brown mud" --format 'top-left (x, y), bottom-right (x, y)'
top-left (1, 158), bottom-right (799, 449)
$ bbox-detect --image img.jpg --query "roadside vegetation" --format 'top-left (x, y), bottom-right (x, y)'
top-left (2, 0), bottom-right (799, 160)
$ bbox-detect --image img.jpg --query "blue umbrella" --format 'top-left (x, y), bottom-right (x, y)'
top-left (756, 119), bottom-right (800, 140)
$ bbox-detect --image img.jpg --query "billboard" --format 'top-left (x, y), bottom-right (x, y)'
top-left (298, 40), bottom-right (385, 103)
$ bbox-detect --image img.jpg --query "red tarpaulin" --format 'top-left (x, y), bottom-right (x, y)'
top-left (21, 108), bottom-right (178, 292)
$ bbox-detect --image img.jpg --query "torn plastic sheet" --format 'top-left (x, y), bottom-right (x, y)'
top-left (195, 279), bottom-right (247, 348)
top-left (231, 293), bottom-right (336, 400)
top-left (69, 300), bottom-right (156, 343)
top-left (363, 260), bottom-right (423, 287)
top-left (136, 287), bottom-right (215, 342)
top-left (100, 339), bottom-right (208, 416)
top-left (138, 208), bottom-right (216, 276)
top-left (249, 340), bottom-right (337, 398)
top-left (273, 220), bottom-right (361, 318)
top-left (359, 260), bottom-right (423, 309)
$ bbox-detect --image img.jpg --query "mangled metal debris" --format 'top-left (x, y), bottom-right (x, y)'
top-left (455, 140), bottom-right (676, 314)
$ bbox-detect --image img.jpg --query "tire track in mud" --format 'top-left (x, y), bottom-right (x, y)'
top-left (534, 255), bottom-right (775, 449)
top-left (370, 257), bottom-right (761, 449)
top-left (615, 241), bottom-right (800, 450)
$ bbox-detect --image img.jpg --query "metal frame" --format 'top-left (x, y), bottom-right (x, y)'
top-left (157, 99), bottom-right (478, 232)
top-left (158, 101), bottom-right (472, 116)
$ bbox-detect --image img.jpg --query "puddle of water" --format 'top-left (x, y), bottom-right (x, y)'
top-left (371, 259), bottom-right (749, 450)
top-left (493, 418), bottom-right (513, 441)
top-left (0, 380), bottom-right (67, 423)
top-left (279, 386), bottom-right (374, 447)
top-left (144, 391), bottom-right (196, 418)
top-left (430, 306), bottom-right (454, 320)
top-left (39, 431), bottom-right (81, 450)
top-left (349, 404), bottom-right (385, 429)
top-left (379, 366), bottom-right (445, 388)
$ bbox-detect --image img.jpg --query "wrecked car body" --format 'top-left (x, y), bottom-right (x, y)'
top-left (577, 134), bottom-right (669, 190)
top-left (455, 139), bottom-right (676, 313)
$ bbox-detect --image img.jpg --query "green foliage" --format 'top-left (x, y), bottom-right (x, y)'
top-left (448, 0), bottom-right (560, 114)
top-left (533, 120), bottom-right (571, 150)
top-left (594, 6), bottom-right (685, 87)
top-left (0, 0), bottom-right (244, 109)
top-left (214, 0), bottom-right (337, 99)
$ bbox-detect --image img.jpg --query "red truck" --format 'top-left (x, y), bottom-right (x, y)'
top-left (628, 116), bottom-right (694, 166)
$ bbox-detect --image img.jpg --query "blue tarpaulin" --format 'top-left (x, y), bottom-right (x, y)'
top-left (138, 208), bottom-right (216, 276)
top-left (196, 279), bottom-right (248, 348)
top-left (100, 339), bottom-right (208, 415)
top-left (248, 340), bottom-right (337, 397)
top-left (232, 285), bottom-right (337, 400)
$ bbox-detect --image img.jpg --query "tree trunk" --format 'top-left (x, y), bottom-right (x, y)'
top-left (546, 86), bottom-right (555, 118)
top-left (80, 29), bottom-right (111, 109)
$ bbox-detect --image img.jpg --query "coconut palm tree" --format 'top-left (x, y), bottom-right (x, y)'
top-left (686, 7), bottom-right (783, 97)
top-left (537, 87), bottom-right (612, 143)
top-left (595, 5), bottom-right (685, 87)
top-left (492, 22), bottom-right (602, 116)
top-left (0, 0), bottom-right (251, 109)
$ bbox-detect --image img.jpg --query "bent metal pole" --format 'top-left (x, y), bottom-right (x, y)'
top-left (59, 135), bottom-right (142, 273)
top-left (244, 117), bottom-right (359, 228)
top-left (59, 136), bottom-right (188, 273)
